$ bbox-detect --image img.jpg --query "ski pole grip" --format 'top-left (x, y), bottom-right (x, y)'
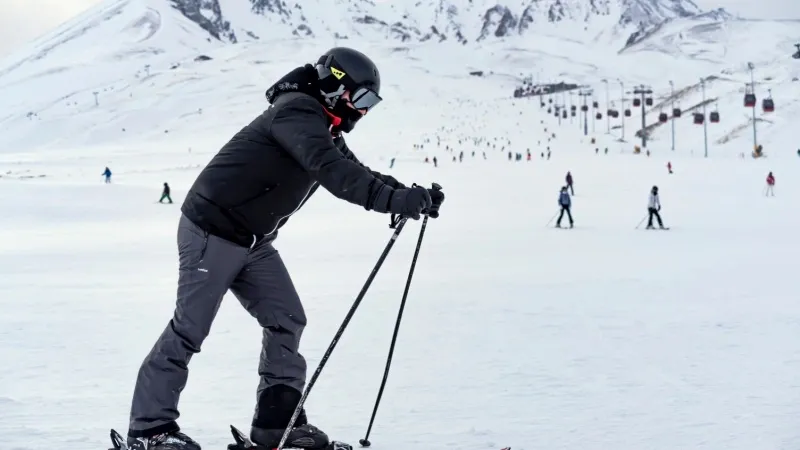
top-left (428, 183), bottom-right (442, 218)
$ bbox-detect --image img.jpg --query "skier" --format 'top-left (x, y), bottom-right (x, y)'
top-left (102, 166), bottom-right (112, 183)
top-left (124, 47), bottom-right (445, 450)
top-left (159, 182), bottom-right (172, 204)
top-left (646, 185), bottom-right (666, 229)
top-left (667, 162), bottom-right (673, 174)
top-left (765, 171), bottom-right (775, 196)
top-left (565, 171), bottom-right (574, 195)
top-left (555, 186), bottom-right (573, 228)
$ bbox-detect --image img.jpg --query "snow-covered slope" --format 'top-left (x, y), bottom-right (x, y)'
top-left (2, 110), bottom-right (799, 450)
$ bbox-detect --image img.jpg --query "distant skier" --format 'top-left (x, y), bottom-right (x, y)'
top-left (102, 167), bottom-right (112, 184)
top-left (555, 186), bottom-right (574, 228)
top-left (565, 171), bottom-right (574, 195)
top-left (765, 171), bottom-right (775, 196)
top-left (159, 182), bottom-right (172, 204)
top-left (667, 162), bottom-right (673, 174)
top-left (646, 185), bottom-right (666, 229)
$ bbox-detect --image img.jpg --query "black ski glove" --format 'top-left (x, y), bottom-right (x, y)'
top-left (388, 186), bottom-right (432, 220)
top-left (425, 184), bottom-right (445, 218)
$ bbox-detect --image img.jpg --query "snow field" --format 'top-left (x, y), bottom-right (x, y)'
top-left (1, 144), bottom-right (799, 450)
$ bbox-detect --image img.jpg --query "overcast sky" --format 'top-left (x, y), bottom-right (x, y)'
top-left (1, 0), bottom-right (797, 58)
top-left (0, 0), bottom-right (103, 57)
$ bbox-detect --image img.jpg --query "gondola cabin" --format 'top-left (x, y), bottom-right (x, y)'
top-left (633, 98), bottom-right (641, 107)
top-left (709, 111), bottom-right (720, 123)
top-left (596, 112), bottom-right (602, 120)
top-left (592, 101), bottom-right (599, 108)
top-left (645, 97), bottom-right (653, 106)
top-left (581, 105), bottom-right (589, 112)
top-left (693, 113), bottom-right (704, 125)
top-left (658, 112), bottom-right (668, 123)
top-left (562, 111), bottom-right (568, 119)
top-left (672, 107), bottom-right (682, 118)
top-left (744, 93), bottom-right (756, 107)
top-left (624, 109), bottom-right (632, 117)
top-left (763, 98), bottom-right (775, 113)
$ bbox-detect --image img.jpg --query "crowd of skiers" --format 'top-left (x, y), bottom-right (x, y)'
top-left (553, 171), bottom-right (666, 230)
top-left (101, 164), bottom-right (778, 231)
top-left (554, 178), bottom-right (665, 230)
top-left (552, 169), bottom-right (781, 230)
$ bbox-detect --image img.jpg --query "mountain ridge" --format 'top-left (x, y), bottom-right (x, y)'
top-left (164, 0), bottom-right (713, 46)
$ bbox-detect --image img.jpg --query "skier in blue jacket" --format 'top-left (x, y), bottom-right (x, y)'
top-left (556, 186), bottom-right (573, 228)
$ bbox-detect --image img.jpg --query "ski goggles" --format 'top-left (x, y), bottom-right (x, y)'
top-left (349, 86), bottom-right (382, 111)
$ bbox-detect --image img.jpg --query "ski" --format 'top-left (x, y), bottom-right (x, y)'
top-left (109, 426), bottom-right (510, 450)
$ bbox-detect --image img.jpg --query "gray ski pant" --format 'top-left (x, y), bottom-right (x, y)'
top-left (128, 214), bottom-right (307, 437)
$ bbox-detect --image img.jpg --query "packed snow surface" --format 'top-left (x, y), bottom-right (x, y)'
top-left (2, 97), bottom-right (799, 450)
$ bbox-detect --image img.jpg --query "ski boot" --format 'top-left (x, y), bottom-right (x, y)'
top-left (228, 425), bottom-right (352, 450)
top-left (109, 428), bottom-right (201, 450)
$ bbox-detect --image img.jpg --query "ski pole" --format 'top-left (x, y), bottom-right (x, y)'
top-left (276, 215), bottom-right (409, 450)
top-left (635, 214), bottom-right (648, 229)
top-left (360, 213), bottom-right (430, 448)
top-left (545, 210), bottom-right (559, 227)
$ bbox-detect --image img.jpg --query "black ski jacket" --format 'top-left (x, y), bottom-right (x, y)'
top-left (181, 92), bottom-right (405, 247)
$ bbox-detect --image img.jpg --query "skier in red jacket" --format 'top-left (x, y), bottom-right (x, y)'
top-left (765, 172), bottom-right (775, 196)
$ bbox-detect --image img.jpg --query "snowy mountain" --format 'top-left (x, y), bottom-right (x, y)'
top-left (0, 0), bottom-right (798, 155)
top-left (165, 0), bottom-right (709, 45)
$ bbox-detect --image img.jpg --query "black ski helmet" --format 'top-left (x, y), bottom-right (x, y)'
top-left (314, 47), bottom-right (381, 133)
